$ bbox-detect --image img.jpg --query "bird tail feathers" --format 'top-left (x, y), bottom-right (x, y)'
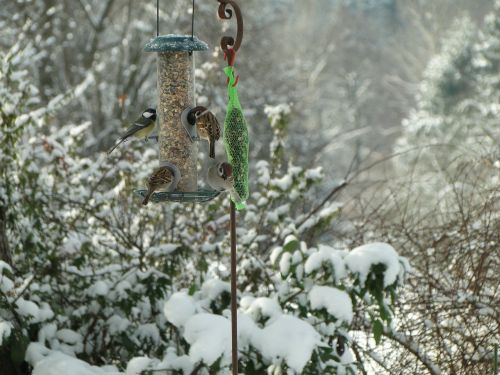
top-left (209, 139), bottom-right (215, 159)
top-left (142, 191), bottom-right (153, 205)
top-left (107, 138), bottom-right (124, 155)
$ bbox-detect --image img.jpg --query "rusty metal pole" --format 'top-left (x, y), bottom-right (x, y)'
top-left (217, 2), bottom-right (244, 374)
top-left (229, 201), bottom-right (238, 375)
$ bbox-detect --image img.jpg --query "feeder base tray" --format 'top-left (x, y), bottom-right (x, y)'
top-left (135, 189), bottom-right (221, 203)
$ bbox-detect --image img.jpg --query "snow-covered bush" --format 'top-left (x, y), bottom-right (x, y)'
top-left (1, 31), bottom-right (410, 375)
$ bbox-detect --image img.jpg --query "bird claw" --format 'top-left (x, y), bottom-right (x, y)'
top-left (144, 136), bottom-right (159, 143)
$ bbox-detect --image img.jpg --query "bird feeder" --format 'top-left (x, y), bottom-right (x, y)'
top-left (145, 34), bottom-right (206, 191)
top-left (135, 34), bottom-right (220, 203)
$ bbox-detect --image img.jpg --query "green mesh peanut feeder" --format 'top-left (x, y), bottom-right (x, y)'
top-left (223, 52), bottom-right (249, 210)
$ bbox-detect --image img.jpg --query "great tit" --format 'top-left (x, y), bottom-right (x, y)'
top-left (107, 108), bottom-right (157, 155)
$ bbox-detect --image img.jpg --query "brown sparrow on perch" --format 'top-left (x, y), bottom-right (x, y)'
top-left (193, 106), bottom-right (220, 159)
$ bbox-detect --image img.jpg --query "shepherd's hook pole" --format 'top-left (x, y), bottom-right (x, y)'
top-left (230, 201), bottom-right (238, 375)
top-left (218, 2), bottom-right (243, 373)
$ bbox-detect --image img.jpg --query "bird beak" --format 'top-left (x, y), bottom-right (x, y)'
top-left (196, 109), bottom-right (210, 118)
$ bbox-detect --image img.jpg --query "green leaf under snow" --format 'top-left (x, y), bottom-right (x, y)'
top-left (372, 319), bottom-right (384, 345)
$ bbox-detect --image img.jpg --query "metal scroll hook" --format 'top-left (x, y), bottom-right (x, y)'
top-left (217, 0), bottom-right (243, 52)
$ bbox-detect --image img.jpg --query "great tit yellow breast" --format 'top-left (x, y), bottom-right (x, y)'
top-left (134, 122), bottom-right (155, 139)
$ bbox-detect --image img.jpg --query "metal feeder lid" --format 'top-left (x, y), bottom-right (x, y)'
top-left (144, 34), bottom-right (208, 52)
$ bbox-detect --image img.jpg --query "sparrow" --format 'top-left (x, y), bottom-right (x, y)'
top-left (207, 162), bottom-right (241, 202)
top-left (107, 108), bottom-right (156, 155)
top-left (142, 166), bottom-right (175, 206)
top-left (193, 106), bottom-right (220, 159)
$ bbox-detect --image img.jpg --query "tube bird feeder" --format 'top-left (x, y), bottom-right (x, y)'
top-left (144, 35), bottom-right (208, 192)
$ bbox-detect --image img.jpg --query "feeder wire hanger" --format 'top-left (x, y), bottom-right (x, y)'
top-left (156, 0), bottom-right (196, 39)
top-left (191, 0), bottom-right (195, 40)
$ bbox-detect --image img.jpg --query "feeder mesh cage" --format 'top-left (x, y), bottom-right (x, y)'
top-left (223, 66), bottom-right (249, 210)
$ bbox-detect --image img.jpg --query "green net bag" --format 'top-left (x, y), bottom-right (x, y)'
top-left (223, 65), bottom-right (249, 210)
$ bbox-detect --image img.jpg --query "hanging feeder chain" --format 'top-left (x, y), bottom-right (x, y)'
top-left (156, 0), bottom-right (196, 39)
top-left (156, 0), bottom-right (159, 36)
top-left (191, 0), bottom-right (195, 40)
top-left (217, 0), bottom-right (243, 52)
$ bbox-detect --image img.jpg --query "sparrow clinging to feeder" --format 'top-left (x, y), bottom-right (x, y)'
top-left (107, 108), bottom-right (157, 155)
top-left (142, 163), bottom-right (180, 206)
top-left (193, 106), bottom-right (220, 159)
top-left (207, 162), bottom-right (241, 202)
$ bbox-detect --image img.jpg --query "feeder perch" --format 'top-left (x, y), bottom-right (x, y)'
top-left (134, 189), bottom-right (220, 203)
top-left (144, 34), bottom-right (208, 192)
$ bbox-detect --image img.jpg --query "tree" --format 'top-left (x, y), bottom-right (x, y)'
top-left (348, 4), bottom-right (499, 374)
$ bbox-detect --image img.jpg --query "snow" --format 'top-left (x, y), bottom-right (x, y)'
top-left (305, 245), bottom-right (347, 282)
top-left (201, 279), bottom-right (230, 300)
top-left (345, 242), bottom-right (401, 287)
top-left (38, 323), bottom-right (57, 344)
top-left (298, 203), bottom-right (342, 232)
top-left (256, 315), bottom-right (321, 373)
top-left (0, 260), bottom-right (13, 274)
top-left (74, 73), bottom-right (95, 98)
top-left (88, 280), bottom-right (109, 297)
top-left (309, 286), bottom-right (353, 324)
top-left (292, 250), bottom-right (302, 264)
top-left (184, 313), bottom-right (231, 366)
top-left (107, 315), bottom-right (130, 334)
top-left (134, 324), bottom-right (161, 345)
top-left (61, 232), bottom-right (84, 254)
top-left (56, 329), bottom-right (82, 345)
top-left (0, 320), bottom-right (13, 345)
top-left (15, 299), bottom-right (54, 323)
top-left (236, 313), bottom-right (260, 350)
top-left (271, 174), bottom-right (293, 191)
top-left (164, 292), bottom-right (196, 327)
top-left (264, 103), bottom-right (291, 127)
top-left (114, 281), bottom-right (132, 299)
top-left (69, 122), bottom-right (91, 137)
top-left (241, 297), bottom-right (282, 322)
top-left (283, 234), bottom-right (298, 249)
top-left (126, 357), bottom-right (157, 375)
top-left (147, 243), bottom-right (180, 256)
top-left (256, 160), bottom-right (271, 185)
top-left (0, 272), bottom-right (14, 293)
top-left (27, 344), bottom-right (123, 375)
top-left (181, 310), bottom-right (321, 372)
top-left (305, 166), bottom-right (324, 181)
top-left (156, 348), bottom-right (194, 374)
top-left (279, 252), bottom-right (292, 275)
